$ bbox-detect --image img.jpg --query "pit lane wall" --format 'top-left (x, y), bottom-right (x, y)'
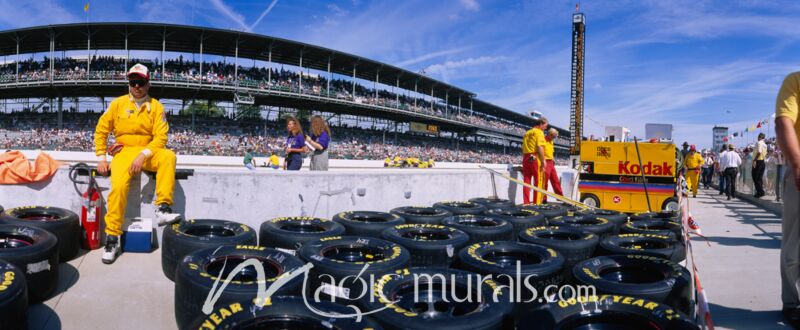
top-left (0, 151), bottom-right (576, 238)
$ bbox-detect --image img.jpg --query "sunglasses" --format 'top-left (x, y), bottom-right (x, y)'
top-left (129, 80), bottom-right (148, 87)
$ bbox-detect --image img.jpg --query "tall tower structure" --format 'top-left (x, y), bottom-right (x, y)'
top-left (569, 9), bottom-right (585, 155)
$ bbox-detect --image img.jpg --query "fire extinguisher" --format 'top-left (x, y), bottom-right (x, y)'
top-left (70, 163), bottom-right (103, 250)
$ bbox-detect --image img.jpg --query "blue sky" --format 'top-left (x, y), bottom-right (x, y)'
top-left (3, 0), bottom-right (799, 148)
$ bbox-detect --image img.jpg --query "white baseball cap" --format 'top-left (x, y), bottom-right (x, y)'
top-left (127, 63), bottom-right (149, 80)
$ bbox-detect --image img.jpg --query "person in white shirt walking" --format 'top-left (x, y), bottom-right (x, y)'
top-left (702, 151), bottom-right (715, 189)
top-left (719, 144), bottom-right (742, 200)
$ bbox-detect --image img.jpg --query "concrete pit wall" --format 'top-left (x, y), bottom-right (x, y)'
top-left (1, 152), bottom-right (576, 243)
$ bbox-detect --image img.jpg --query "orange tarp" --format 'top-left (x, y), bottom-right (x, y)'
top-left (0, 151), bottom-right (61, 184)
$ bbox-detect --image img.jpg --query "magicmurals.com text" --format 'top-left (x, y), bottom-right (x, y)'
top-left (200, 259), bottom-right (597, 321)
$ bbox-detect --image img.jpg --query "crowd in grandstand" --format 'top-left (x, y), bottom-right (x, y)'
top-left (0, 56), bottom-right (527, 135)
top-left (0, 112), bottom-right (522, 164)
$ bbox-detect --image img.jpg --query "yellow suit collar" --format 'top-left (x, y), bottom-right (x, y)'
top-left (128, 94), bottom-right (152, 113)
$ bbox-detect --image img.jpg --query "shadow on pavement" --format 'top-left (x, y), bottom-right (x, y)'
top-left (696, 190), bottom-right (783, 246)
top-left (702, 236), bottom-right (780, 249)
top-left (28, 303), bottom-right (61, 330)
top-left (709, 303), bottom-right (788, 329)
top-left (52, 261), bottom-right (80, 297)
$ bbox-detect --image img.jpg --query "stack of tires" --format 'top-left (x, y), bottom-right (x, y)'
top-left (167, 216), bottom-right (390, 329)
top-left (0, 205), bottom-right (82, 330)
top-left (166, 200), bottom-right (697, 330)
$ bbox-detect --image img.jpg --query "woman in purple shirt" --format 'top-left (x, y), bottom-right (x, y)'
top-left (306, 115), bottom-right (331, 171)
top-left (284, 116), bottom-right (306, 170)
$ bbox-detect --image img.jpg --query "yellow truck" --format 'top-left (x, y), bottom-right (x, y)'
top-left (578, 140), bottom-right (679, 213)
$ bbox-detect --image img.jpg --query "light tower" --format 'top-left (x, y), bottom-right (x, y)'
top-left (569, 7), bottom-right (585, 155)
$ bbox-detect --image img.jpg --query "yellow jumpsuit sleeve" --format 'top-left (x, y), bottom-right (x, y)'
top-left (145, 102), bottom-right (169, 153)
top-left (94, 100), bottom-right (116, 157)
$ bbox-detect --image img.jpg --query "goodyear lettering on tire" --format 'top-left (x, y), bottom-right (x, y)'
top-left (196, 302), bottom-right (245, 330)
top-left (0, 270), bottom-right (15, 291)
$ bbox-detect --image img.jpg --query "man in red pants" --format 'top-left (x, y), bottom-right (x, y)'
top-left (522, 118), bottom-right (548, 204)
top-left (542, 128), bottom-right (564, 203)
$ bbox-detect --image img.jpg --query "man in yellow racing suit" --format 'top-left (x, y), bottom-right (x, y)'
top-left (94, 63), bottom-right (181, 264)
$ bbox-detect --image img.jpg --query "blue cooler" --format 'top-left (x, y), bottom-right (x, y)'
top-left (122, 218), bottom-right (153, 253)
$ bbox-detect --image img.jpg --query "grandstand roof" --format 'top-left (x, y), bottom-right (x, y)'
top-left (0, 22), bottom-right (536, 126)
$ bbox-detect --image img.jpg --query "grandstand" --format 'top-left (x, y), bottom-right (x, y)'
top-left (0, 23), bottom-right (570, 164)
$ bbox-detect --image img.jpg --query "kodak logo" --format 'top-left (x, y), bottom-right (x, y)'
top-left (618, 161), bottom-right (673, 176)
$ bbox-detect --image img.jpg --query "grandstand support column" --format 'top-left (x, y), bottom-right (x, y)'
top-left (234, 36), bottom-right (240, 88)
top-left (15, 38), bottom-right (19, 83)
top-left (199, 35), bottom-right (204, 86)
top-left (458, 95), bottom-right (461, 116)
top-left (49, 32), bottom-right (54, 83)
top-left (395, 77), bottom-right (399, 105)
top-left (124, 30), bottom-right (128, 70)
top-left (267, 42), bottom-right (273, 85)
top-left (470, 98), bottom-right (474, 116)
top-left (374, 71), bottom-right (379, 99)
top-left (445, 91), bottom-right (449, 117)
top-left (326, 56), bottom-right (331, 97)
top-left (352, 64), bottom-right (357, 97)
top-left (298, 48), bottom-right (303, 92)
top-left (87, 29), bottom-right (91, 80)
top-left (57, 96), bottom-right (62, 129)
top-left (161, 27), bottom-right (166, 81)
top-left (394, 122), bottom-right (398, 145)
top-left (414, 81), bottom-right (418, 108)
top-left (430, 88), bottom-right (434, 113)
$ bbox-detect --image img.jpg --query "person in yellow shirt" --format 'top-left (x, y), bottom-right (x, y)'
top-left (776, 71), bottom-right (800, 327)
top-left (683, 145), bottom-right (704, 198)
top-left (268, 152), bottom-right (280, 169)
top-left (94, 64), bottom-right (180, 264)
top-left (418, 161), bottom-right (428, 168)
top-left (522, 117), bottom-right (548, 204)
top-left (542, 128), bottom-right (563, 202)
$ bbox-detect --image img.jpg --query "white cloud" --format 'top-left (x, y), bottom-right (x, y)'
top-left (249, 0), bottom-right (280, 31)
top-left (0, 0), bottom-right (77, 27)
top-left (208, 0), bottom-right (249, 31)
top-left (425, 56), bottom-right (506, 74)
top-left (459, 0), bottom-right (480, 12)
top-left (327, 4), bottom-right (348, 17)
top-left (395, 47), bottom-right (469, 67)
top-left (611, 1), bottom-right (800, 48)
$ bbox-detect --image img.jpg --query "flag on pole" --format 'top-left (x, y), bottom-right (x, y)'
top-left (84, 2), bottom-right (89, 12)
top-left (733, 132), bottom-right (738, 137)
top-left (750, 125), bottom-right (756, 131)
top-left (757, 122), bottom-right (762, 128)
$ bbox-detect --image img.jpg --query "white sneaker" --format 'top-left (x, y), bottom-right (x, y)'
top-left (102, 235), bottom-right (122, 264)
top-left (156, 204), bottom-right (182, 226)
